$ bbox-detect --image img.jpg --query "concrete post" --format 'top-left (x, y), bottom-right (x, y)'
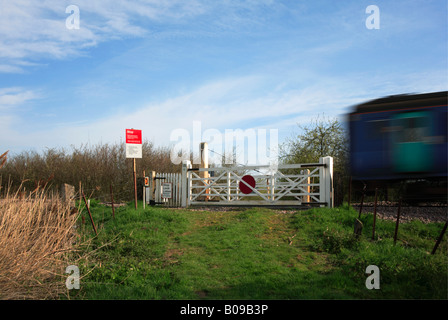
top-left (319, 156), bottom-right (334, 208)
top-left (181, 160), bottom-right (192, 207)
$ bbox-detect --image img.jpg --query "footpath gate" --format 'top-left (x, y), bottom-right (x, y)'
top-left (146, 157), bottom-right (333, 208)
top-left (146, 172), bottom-right (182, 207)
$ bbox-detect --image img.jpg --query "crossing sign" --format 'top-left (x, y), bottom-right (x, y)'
top-left (125, 129), bottom-right (142, 158)
top-left (162, 182), bottom-right (172, 199)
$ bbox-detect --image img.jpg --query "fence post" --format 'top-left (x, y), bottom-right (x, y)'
top-left (319, 156), bottom-right (334, 208)
top-left (110, 184), bottom-right (115, 219)
top-left (200, 142), bottom-right (210, 201)
top-left (149, 171), bottom-right (155, 204)
top-left (227, 170), bottom-right (231, 202)
top-left (181, 160), bottom-right (191, 207)
top-left (301, 169), bottom-right (310, 204)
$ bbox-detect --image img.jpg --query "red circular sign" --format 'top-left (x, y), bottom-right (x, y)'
top-left (239, 175), bottom-right (256, 194)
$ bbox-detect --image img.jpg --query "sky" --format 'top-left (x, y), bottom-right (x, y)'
top-left (1, 0), bottom-right (447, 162)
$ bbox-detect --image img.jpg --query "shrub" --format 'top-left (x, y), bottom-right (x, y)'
top-left (0, 141), bottom-right (181, 202)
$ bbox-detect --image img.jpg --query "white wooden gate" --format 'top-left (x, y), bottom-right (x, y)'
top-left (181, 156), bottom-right (333, 208)
top-left (146, 172), bottom-right (182, 207)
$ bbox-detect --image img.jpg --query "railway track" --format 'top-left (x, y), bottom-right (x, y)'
top-left (352, 202), bottom-right (447, 223)
top-left (180, 202), bottom-right (447, 224)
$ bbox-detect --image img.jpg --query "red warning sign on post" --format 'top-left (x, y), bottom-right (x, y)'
top-left (126, 129), bottom-right (142, 144)
top-left (126, 129), bottom-right (142, 158)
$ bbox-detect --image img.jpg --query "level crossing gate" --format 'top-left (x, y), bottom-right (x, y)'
top-left (181, 156), bottom-right (333, 208)
top-left (146, 157), bottom-right (333, 208)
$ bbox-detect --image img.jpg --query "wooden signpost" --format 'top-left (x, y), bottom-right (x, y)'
top-left (126, 129), bottom-right (142, 210)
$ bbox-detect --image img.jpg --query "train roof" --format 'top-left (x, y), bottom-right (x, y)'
top-left (350, 91), bottom-right (447, 115)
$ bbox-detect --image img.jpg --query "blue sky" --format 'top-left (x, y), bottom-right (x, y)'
top-left (0, 0), bottom-right (447, 158)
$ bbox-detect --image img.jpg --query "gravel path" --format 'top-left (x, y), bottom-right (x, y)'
top-left (352, 202), bottom-right (447, 223)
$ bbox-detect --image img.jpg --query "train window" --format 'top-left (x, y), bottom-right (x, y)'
top-left (366, 119), bottom-right (388, 140)
top-left (395, 117), bottom-right (426, 143)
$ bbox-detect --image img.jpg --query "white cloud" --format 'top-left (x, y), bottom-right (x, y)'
top-left (27, 75), bottom-right (357, 148)
top-left (0, 0), bottom-right (291, 74)
top-left (0, 87), bottom-right (40, 109)
top-left (0, 0), bottom-right (209, 73)
top-left (0, 64), bottom-right (25, 73)
top-left (1, 65), bottom-right (447, 156)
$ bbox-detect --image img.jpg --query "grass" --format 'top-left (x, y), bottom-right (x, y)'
top-left (0, 185), bottom-right (80, 299)
top-left (70, 200), bottom-right (447, 300)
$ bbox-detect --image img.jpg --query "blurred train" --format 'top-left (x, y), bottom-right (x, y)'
top-left (348, 91), bottom-right (447, 202)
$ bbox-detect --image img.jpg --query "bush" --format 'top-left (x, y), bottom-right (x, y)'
top-left (0, 141), bottom-right (181, 202)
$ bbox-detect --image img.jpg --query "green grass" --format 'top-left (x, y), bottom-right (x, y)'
top-left (69, 200), bottom-right (447, 300)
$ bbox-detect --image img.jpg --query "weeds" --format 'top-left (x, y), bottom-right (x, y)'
top-left (0, 184), bottom-right (81, 299)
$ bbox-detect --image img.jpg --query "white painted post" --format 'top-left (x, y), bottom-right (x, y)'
top-left (200, 142), bottom-right (209, 201)
top-left (319, 157), bottom-right (325, 207)
top-left (227, 170), bottom-right (231, 202)
top-left (143, 184), bottom-right (145, 209)
top-left (177, 173), bottom-right (181, 207)
top-left (181, 160), bottom-right (191, 207)
top-left (149, 171), bottom-right (155, 203)
top-left (270, 174), bottom-right (275, 202)
top-left (319, 156), bottom-right (334, 208)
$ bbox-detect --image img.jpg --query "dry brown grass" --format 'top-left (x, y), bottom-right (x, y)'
top-left (0, 182), bottom-right (80, 299)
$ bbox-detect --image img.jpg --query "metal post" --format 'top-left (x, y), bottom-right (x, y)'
top-left (372, 188), bottom-right (378, 240)
top-left (358, 184), bottom-right (366, 219)
top-left (348, 176), bottom-right (352, 208)
top-left (431, 221), bottom-right (447, 255)
top-left (394, 199), bottom-right (402, 245)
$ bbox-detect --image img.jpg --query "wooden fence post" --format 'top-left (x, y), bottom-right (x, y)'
top-left (393, 199), bottom-right (402, 245)
top-left (79, 181), bottom-right (82, 202)
top-left (110, 184), bottom-right (115, 219)
top-left (82, 191), bottom-right (98, 236)
top-left (301, 169), bottom-right (310, 204)
top-left (133, 158), bottom-right (137, 210)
